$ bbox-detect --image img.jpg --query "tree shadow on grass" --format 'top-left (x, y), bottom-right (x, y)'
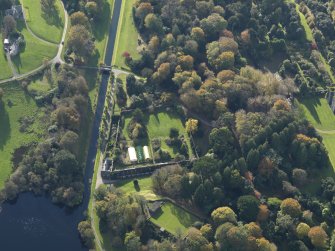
top-left (0, 102), bottom-right (11, 150)
top-left (169, 203), bottom-right (196, 228)
top-left (41, 4), bottom-right (63, 28)
top-left (300, 98), bottom-right (322, 125)
top-left (92, 1), bottom-right (111, 42)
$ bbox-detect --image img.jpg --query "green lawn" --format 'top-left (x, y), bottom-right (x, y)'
top-left (21, 0), bottom-right (65, 44)
top-left (299, 98), bottom-right (335, 131)
top-left (0, 33), bottom-right (13, 80)
top-left (122, 110), bottom-right (192, 157)
top-left (147, 111), bottom-right (186, 138)
top-left (112, 0), bottom-right (140, 69)
top-left (0, 82), bottom-right (45, 188)
top-left (116, 176), bottom-right (161, 200)
top-left (321, 134), bottom-right (335, 168)
top-left (12, 22), bottom-right (58, 74)
top-left (150, 201), bottom-right (199, 235)
top-left (27, 74), bottom-right (54, 95)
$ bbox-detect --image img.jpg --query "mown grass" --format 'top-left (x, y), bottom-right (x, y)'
top-left (299, 98), bottom-right (335, 131)
top-left (116, 176), bottom-right (161, 200)
top-left (21, 0), bottom-right (65, 44)
top-left (150, 202), bottom-right (199, 235)
top-left (112, 0), bottom-right (140, 69)
top-left (12, 21), bottom-right (57, 74)
top-left (0, 30), bottom-right (13, 80)
top-left (0, 82), bottom-right (45, 188)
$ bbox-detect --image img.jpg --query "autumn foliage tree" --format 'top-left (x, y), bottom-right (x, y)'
top-left (308, 226), bottom-right (328, 248)
top-left (280, 198), bottom-right (302, 218)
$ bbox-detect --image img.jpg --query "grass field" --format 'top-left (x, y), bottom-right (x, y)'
top-left (299, 98), bottom-right (335, 130)
top-left (150, 201), bottom-right (199, 235)
top-left (27, 73), bottom-right (54, 95)
top-left (122, 109), bottom-right (192, 157)
top-left (112, 0), bottom-right (140, 69)
top-left (12, 22), bottom-right (57, 74)
top-left (0, 82), bottom-right (45, 188)
top-left (0, 30), bottom-right (13, 80)
top-left (116, 176), bottom-right (161, 200)
top-left (21, 0), bottom-right (65, 44)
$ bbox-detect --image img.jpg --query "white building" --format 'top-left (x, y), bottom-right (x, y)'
top-left (143, 146), bottom-right (151, 160)
top-left (4, 39), bottom-right (9, 46)
top-left (128, 147), bottom-right (137, 163)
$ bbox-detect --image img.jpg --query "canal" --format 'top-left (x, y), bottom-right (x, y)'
top-left (0, 0), bottom-right (122, 249)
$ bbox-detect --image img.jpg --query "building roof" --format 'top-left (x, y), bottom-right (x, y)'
top-left (148, 201), bottom-right (162, 214)
top-left (143, 146), bottom-right (150, 160)
top-left (128, 147), bottom-right (137, 162)
top-left (4, 39), bottom-right (9, 44)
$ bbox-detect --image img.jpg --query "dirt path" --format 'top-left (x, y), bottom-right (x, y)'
top-left (6, 53), bottom-right (18, 78)
top-left (316, 128), bottom-right (335, 134)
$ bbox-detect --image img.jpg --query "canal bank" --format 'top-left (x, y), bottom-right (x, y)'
top-left (0, 0), bottom-right (122, 249)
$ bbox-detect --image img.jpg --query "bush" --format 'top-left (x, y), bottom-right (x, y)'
top-left (169, 127), bottom-right (179, 138)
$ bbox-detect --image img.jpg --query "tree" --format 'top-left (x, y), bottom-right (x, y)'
top-left (54, 106), bottom-right (80, 131)
top-left (124, 231), bottom-right (141, 251)
top-left (237, 195), bottom-right (260, 222)
top-left (60, 130), bottom-right (79, 154)
top-left (308, 226), bottom-right (328, 248)
top-left (70, 12), bottom-right (89, 27)
top-left (200, 224), bottom-right (214, 241)
top-left (206, 41), bottom-right (236, 71)
top-left (292, 168), bottom-right (307, 186)
top-left (200, 13), bottom-right (227, 39)
top-left (85, 1), bottom-right (98, 18)
top-left (280, 198), bottom-right (301, 218)
top-left (78, 220), bottom-right (95, 248)
top-left (296, 223), bottom-right (310, 240)
top-left (144, 13), bottom-right (163, 34)
top-left (53, 149), bottom-right (79, 176)
top-left (3, 15), bottom-right (16, 36)
top-left (67, 25), bottom-right (95, 60)
top-left (211, 207), bottom-right (237, 225)
top-left (185, 227), bottom-right (213, 251)
top-left (193, 156), bottom-right (219, 179)
top-left (41, 0), bottom-right (55, 14)
top-left (135, 2), bottom-right (153, 26)
top-left (209, 127), bottom-right (237, 161)
top-left (186, 119), bottom-right (198, 134)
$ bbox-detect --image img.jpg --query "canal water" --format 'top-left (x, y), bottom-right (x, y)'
top-left (0, 0), bottom-right (122, 249)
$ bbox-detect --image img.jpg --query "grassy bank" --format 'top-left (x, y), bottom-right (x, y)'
top-left (21, 0), bottom-right (65, 44)
top-left (112, 0), bottom-right (140, 69)
top-left (0, 82), bottom-right (45, 188)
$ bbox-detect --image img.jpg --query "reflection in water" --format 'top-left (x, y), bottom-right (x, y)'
top-left (0, 193), bottom-right (87, 251)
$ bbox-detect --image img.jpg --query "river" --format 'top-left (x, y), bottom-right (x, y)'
top-left (0, 0), bottom-right (122, 249)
